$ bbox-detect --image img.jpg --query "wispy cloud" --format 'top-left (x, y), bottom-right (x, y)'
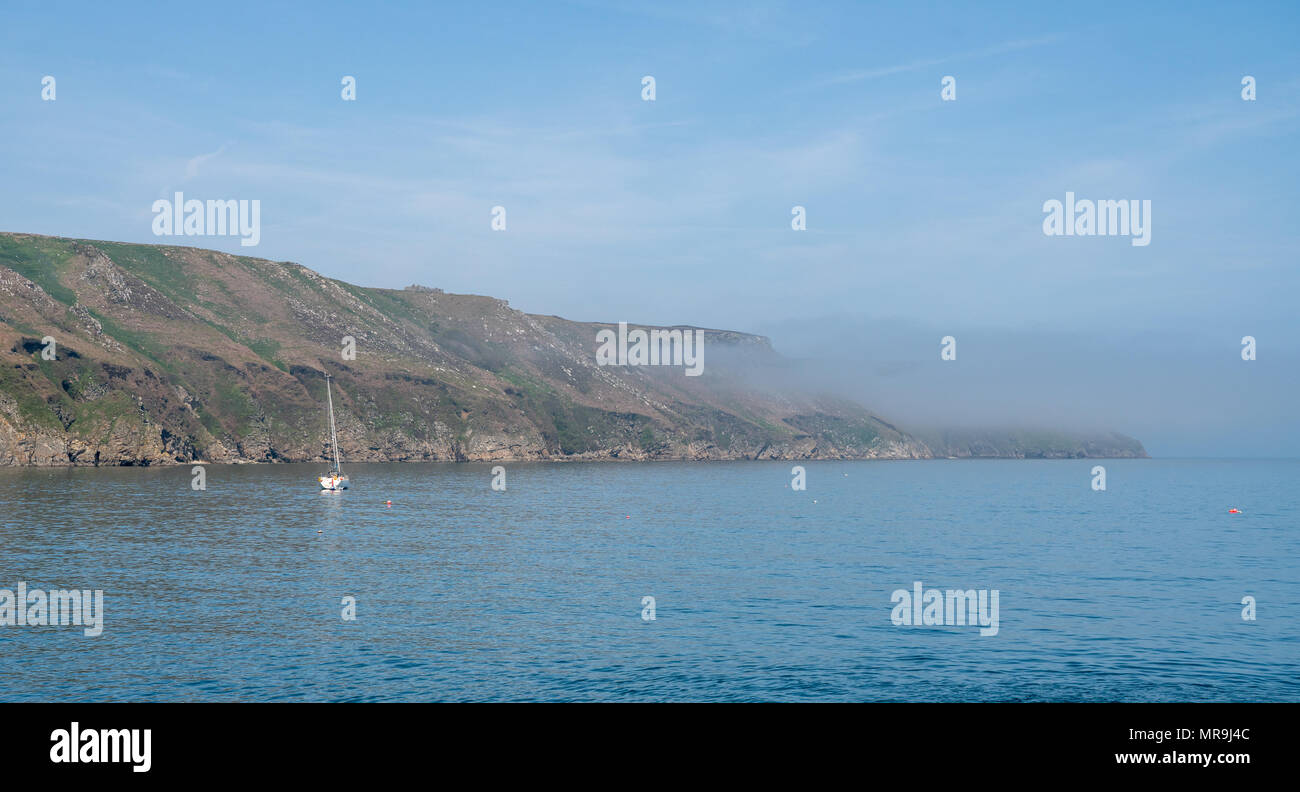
top-left (815, 34), bottom-right (1062, 87)
top-left (184, 143), bottom-right (231, 179)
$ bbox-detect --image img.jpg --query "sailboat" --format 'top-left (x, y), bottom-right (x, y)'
top-left (318, 373), bottom-right (350, 491)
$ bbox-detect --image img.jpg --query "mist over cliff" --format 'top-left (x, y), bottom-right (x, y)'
top-left (0, 233), bottom-right (1146, 466)
top-left (756, 315), bottom-right (1294, 458)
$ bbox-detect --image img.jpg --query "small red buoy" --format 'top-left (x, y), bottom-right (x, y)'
top-left (625, 515), bottom-right (631, 519)
top-left (385, 500), bottom-right (393, 507)
top-left (1229, 508), bottom-right (1240, 514)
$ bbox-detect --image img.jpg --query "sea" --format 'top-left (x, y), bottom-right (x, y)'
top-left (1, 458), bottom-right (1296, 702)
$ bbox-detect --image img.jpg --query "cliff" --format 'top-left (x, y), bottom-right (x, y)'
top-left (0, 233), bottom-right (937, 465)
top-left (0, 233), bottom-right (1146, 466)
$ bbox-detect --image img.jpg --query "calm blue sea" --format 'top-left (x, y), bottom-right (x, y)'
top-left (1, 459), bottom-right (1296, 702)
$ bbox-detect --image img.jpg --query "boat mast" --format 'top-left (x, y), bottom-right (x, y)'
top-left (326, 374), bottom-right (341, 473)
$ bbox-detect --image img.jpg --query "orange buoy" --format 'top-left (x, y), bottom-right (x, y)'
top-left (1229, 508), bottom-right (1240, 514)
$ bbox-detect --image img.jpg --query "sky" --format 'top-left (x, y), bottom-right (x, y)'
top-left (0, 1), bottom-right (1297, 456)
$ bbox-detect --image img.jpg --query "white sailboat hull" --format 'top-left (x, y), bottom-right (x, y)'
top-left (318, 374), bottom-right (350, 491)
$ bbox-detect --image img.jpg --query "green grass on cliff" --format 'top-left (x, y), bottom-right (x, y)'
top-left (85, 309), bottom-right (175, 371)
top-left (0, 365), bottom-right (62, 429)
top-left (244, 337), bottom-right (287, 372)
top-left (0, 236), bottom-right (78, 305)
top-left (89, 241), bottom-right (200, 305)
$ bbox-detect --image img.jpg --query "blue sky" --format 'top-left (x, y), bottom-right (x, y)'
top-left (1, 1), bottom-right (1297, 454)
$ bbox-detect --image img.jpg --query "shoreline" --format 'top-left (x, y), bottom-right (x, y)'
top-left (0, 452), bottom-right (1152, 469)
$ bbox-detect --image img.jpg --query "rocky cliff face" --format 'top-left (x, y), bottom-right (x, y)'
top-left (0, 233), bottom-right (1147, 466)
top-left (0, 233), bottom-right (947, 466)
